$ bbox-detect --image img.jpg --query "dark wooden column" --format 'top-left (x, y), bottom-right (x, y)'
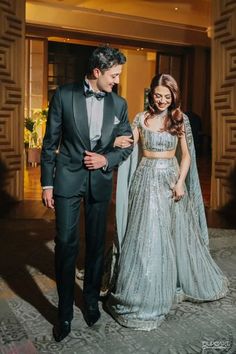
top-left (0, 0), bottom-right (25, 200)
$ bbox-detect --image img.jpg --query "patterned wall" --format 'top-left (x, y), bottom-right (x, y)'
top-left (211, 0), bottom-right (236, 209)
top-left (0, 0), bottom-right (25, 200)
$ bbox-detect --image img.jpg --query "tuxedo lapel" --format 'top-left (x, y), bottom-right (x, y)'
top-left (72, 84), bottom-right (91, 150)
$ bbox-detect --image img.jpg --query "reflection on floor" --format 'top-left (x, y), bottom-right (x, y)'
top-left (24, 164), bottom-right (42, 201)
top-left (0, 220), bottom-right (235, 353)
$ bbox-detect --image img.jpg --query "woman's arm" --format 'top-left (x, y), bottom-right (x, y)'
top-left (114, 126), bottom-right (139, 148)
top-left (114, 112), bottom-right (142, 148)
top-left (173, 129), bottom-right (191, 201)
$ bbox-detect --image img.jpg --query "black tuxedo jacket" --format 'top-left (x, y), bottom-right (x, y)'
top-left (41, 82), bottom-right (133, 202)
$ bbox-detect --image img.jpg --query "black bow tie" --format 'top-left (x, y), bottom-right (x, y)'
top-left (84, 89), bottom-right (106, 100)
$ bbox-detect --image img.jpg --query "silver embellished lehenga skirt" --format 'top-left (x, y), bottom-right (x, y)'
top-left (107, 157), bottom-right (229, 331)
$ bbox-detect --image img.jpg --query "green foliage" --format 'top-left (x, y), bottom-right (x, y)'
top-left (24, 117), bottom-right (35, 133)
top-left (24, 108), bottom-right (48, 147)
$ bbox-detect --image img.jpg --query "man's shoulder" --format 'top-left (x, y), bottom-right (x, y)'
top-left (58, 82), bottom-right (83, 92)
top-left (110, 91), bottom-right (127, 105)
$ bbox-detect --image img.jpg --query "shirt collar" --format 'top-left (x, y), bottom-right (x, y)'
top-left (84, 77), bottom-right (107, 99)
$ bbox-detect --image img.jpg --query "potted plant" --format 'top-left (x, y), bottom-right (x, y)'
top-left (24, 109), bottom-right (48, 165)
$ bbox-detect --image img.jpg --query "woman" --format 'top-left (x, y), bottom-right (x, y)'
top-left (106, 74), bottom-right (229, 331)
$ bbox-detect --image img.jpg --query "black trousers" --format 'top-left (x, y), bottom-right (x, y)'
top-left (54, 178), bottom-right (109, 322)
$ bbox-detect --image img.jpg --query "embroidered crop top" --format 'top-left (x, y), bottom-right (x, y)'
top-left (132, 112), bottom-right (178, 152)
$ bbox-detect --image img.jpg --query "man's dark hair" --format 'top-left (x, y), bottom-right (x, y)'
top-left (87, 46), bottom-right (126, 74)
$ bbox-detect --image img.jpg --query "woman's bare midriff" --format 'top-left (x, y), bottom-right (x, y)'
top-left (143, 149), bottom-right (176, 159)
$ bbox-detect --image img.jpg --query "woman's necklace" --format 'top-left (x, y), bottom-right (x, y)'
top-left (155, 109), bottom-right (168, 121)
top-left (153, 110), bottom-right (168, 132)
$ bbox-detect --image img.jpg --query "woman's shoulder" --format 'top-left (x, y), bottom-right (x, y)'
top-left (132, 111), bottom-right (147, 125)
top-left (182, 113), bottom-right (191, 130)
top-left (182, 113), bottom-right (194, 146)
top-left (135, 110), bottom-right (147, 118)
top-left (132, 111), bottom-right (145, 129)
top-left (183, 112), bottom-right (189, 121)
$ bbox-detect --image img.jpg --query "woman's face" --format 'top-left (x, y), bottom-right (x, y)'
top-left (153, 85), bottom-right (172, 112)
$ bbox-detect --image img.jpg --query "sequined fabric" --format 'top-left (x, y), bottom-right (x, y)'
top-left (132, 111), bottom-right (178, 152)
top-left (107, 112), bottom-right (229, 331)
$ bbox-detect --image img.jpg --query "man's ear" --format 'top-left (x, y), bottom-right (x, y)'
top-left (93, 68), bottom-right (101, 79)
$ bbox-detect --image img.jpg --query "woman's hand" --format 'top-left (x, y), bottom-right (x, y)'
top-left (114, 135), bottom-right (133, 148)
top-left (172, 181), bottom-right (185, 202)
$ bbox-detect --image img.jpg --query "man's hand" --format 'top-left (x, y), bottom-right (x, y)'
top-left (84, 151), bottom-right (107, 170)
top-left (42, 188), bottom-right (55, 209)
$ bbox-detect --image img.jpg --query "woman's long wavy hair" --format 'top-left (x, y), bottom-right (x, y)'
top-left (145, 73), bottom-right (183, 136)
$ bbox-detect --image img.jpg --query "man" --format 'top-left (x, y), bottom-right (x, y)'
top-left (41, 46), bottom-right (133, 342)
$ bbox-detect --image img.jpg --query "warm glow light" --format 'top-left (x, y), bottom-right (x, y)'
top-left (207, 27), bottom-right (212, 38)
top-left (174, 7), bottom-right (179, 11)
top-left (146, 52), bottom-right (156, 61)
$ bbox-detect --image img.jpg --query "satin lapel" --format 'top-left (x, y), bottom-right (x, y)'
top-left (72, 84), bottom-right (91, 150)
top-left (97, 93), bottom-right (114, 149)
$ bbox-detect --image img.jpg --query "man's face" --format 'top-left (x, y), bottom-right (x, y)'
top-left (94, 64), bottom-right (122, 93)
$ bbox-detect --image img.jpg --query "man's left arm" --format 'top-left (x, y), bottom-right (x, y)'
top-left (84, 100), bottom-right (133, 171)
top-left (103, 100), bottom-right (133, 170)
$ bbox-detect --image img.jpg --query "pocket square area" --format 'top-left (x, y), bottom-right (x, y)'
top-left (114, 116), bottom-right (120, 125)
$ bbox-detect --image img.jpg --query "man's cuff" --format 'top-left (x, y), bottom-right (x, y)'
top-left (102, 157), bottom-right (108, 171)
top-left (42, 186), bottom-right (53, 189)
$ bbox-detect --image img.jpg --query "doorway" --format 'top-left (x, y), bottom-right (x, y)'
top-left (24, 38), bottom-right (211, 206)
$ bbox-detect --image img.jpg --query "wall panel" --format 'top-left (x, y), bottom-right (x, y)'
top-left (0, 0), bottom-right (25, 200)
top-left (211, 0), bottom-right (236, 208)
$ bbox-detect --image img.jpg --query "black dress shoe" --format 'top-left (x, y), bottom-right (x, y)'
top-left (84, 304), bottom-right (101, 327)
top-left (52, 320), bottom-right (71, 342)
